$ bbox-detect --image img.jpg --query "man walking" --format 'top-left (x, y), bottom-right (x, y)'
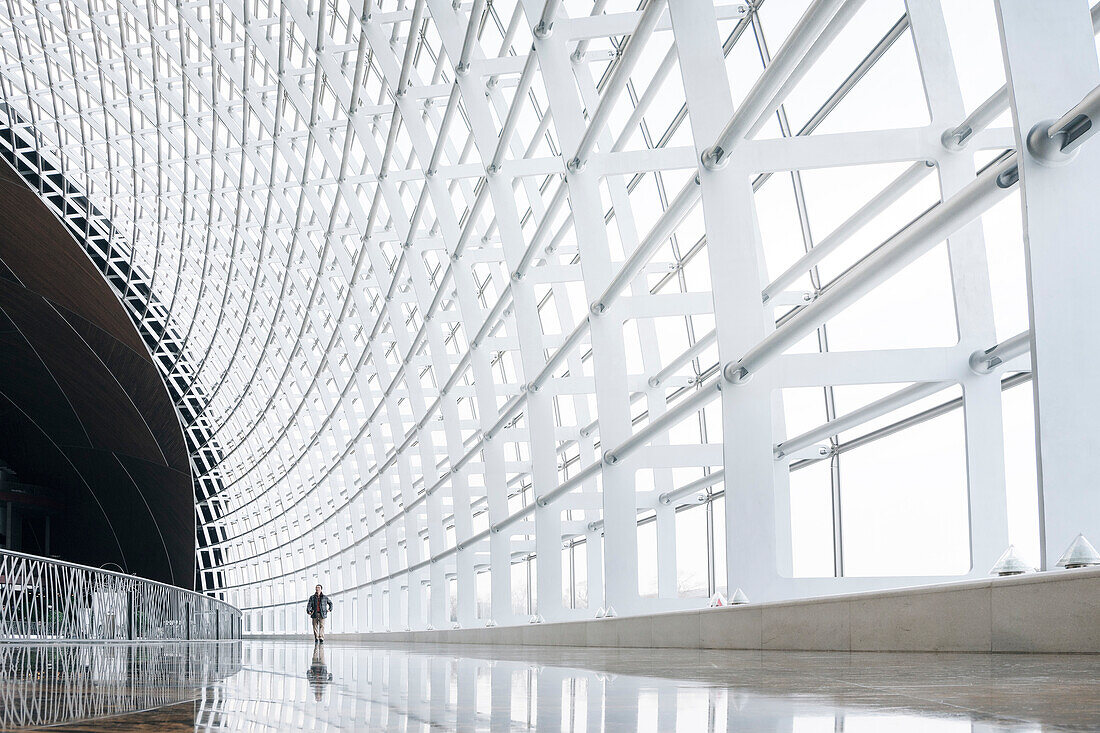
top-left (306, 584), bottom-right (333, 643)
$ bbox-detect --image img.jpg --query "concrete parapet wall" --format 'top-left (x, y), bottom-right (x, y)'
top-left (269, 568), bottom-right (1100, 652)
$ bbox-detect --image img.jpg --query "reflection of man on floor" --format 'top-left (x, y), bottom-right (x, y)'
top-left (306, 643), bottom-right (332, 701)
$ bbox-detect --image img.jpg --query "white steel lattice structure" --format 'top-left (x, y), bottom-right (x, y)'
top-left (1, 0), bottom-right (1098, 634)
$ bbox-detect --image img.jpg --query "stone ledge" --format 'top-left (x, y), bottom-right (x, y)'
top-left (257, 567), bottom-right (1100, 653)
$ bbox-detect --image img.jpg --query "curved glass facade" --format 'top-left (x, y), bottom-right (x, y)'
top-left (0, 0), bottom-right (1095, 633)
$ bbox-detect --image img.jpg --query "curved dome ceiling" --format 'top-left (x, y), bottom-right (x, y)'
top-left (0, 0), bottom-right (1065, 631)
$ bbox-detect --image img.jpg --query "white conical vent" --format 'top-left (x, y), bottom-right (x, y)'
top-left (729, 588), bottom-right (749, 605)
top-left (604, 605), bottom-right (618, 618)
top-left (989, 545), bottom-right (1034, 576)
top-left (708, 592), bottom-right (727, 608)
top-left (1057, 534), bottom-right (1100, 569)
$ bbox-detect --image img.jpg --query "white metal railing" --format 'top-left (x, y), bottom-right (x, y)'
top-left (0, 549), bottom-right (240, 641)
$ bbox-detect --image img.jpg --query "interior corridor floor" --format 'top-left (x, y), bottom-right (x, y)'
top-left (0, 639), bottom-right (1098, 731)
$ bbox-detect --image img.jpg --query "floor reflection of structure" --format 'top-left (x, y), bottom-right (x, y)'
top-left (1, 641), bottom-right (1098, 731)
top-left (0, 641), bottom-right (242, 729)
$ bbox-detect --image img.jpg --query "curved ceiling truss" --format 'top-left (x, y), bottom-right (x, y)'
top-left (0, 0), bottom-right (1081, 631)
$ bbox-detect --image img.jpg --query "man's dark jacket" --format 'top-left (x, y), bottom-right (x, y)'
top-left (307, 593), bottom-right (333, 619)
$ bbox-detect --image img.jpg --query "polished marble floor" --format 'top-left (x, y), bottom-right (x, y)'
top-left (1, 640), bottom-right (1098, 731)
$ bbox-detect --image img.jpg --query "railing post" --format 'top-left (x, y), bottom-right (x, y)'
top-left (127, 589), bottom-right (134, 641)
top-left (186, 601), bottom-right (191, 641)
top-left (215, 607), bottom-right (220, 641)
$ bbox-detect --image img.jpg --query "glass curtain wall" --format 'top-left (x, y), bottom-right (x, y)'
top-left (0, 0), bottom-right (1081, 632)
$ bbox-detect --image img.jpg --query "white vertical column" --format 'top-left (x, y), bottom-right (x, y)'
top-left (908, 0), bottom-right (1010, 574)
top-left (668, 0), bottom-right (785, 600)
top-left (996, 0), bottom-right (1100, 569)
top-left (519, 0), bottom-right (643, 615)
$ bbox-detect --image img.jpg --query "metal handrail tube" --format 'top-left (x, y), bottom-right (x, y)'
top-left (528, 315), bottom-right (590, 392)
top-left (484, 391), bottom-right (527, 440)
top-left (0, 548), bottom-right (240, 641)
top-left (816, 372), bottom-right (1033, 468)
top-left (580, 389), bottom-right (646, 438)
top-left (454, 0), bottom-right (486, 75)
top-left (364, 171), bottom-right (385, 237)
top-left (604, 378), bottom-right (723, 465)
top-left (612, 45), bottom-right (678, 152)
top-left (570, 0), bottom-right (612, 61)
top-left (425, 84), bottom-right (462, 175)
top-left (942, 86), bottom-right (1009, 150)
top-left (701, 0), bottom-right (848, 169)
top-left (514, 178), bottom-right (568, 278)
top-left (762, 160), bottom-right (935, 302)
top-left (566, 0), bottom-right (668, 172)
top-left (658, 468), bottom-right (725, 506)
top-left (590, 174), bottom-right (700, 314)
top-left (533, 458), bottom-right (602, 511)
top-left (969, 329), bottom-right (1031, 374)
top-left (725, 152), bottom-right (1018, 384)
top-left (1045, 83), bottom-right (1100, 154)
top-left (424, 263), bottom-right (455, 320)
top-left (440, 349), bottom-right (473, 396)
top-left (942, 2), bottom-right (1100, 150)
top-left (739, 13), bottom-right (909, 198)
top-left (347, 8), bottom-right (373, 114)
top-left (649, 329), bottom-right (716, 387)
top-left (384, 251), bottom-right (408, 302)
top-left (405, 185), bottom-right (431, 244)
top-left (378, 107), bottom-right (403, 180)
top-left (395, 0), bottom-right (426, 99)
top-left (450, 435), bottom-right (486, 474)
top-left (544, 213), bottom-right (572, 255)
top-left (454, 182), bottom-right (490, 259)
top-left (470, 289), bottom-right (514, 348)
top-left (365, 109), bottom-right (406, 239)
top-left (488, 49), bottom-right (539, 174)
top-left (746, 0), bottom-right (870, 139)
top-left (520, 106), bottom-right (555, 162)
top-left (774, 380), bottom-right (953, 459)
top-left (533, 0), bottom-right (559, 38)
top-left (418, 394), bottom-right (444, 431)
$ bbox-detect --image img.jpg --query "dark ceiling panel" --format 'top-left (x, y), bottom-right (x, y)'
top-left (0, 166), bottom-right (147, 357)
top-left (0, 164), bottom-right (193, 589)
top-left (0, 283), bottom-right (166, 466)
top-left (58, 306), bottom-right (190, 473)
top-left (61, 446), bottom-right (178, 585)
top-left (0, 329), bottom-right (89, 450)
